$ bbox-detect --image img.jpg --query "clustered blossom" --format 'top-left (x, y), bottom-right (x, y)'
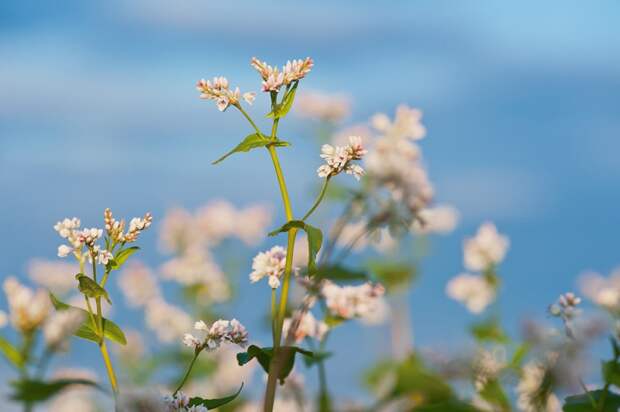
top-left (249, 246), bottom-right (287, 289)
top-left (446, 222), bottom-right (508, 314)
top-left (515, 362), bottom-right (561, 412)
top-left (295, 91), bottom-right (351, 122)
top-left (283, 311), bottom-right (329, 343)
top-left (446, 274), bottom-right (496, 314)
top-left (250, 57), bottom-right (313, 92)
top-left (472, 348), bottom-right (506, 390)
top-left (3, 277), bottom-right (51, 333)
top-left (43, 308), bottom-right (85, 351)
top-left (463, 222), bottom-right (510, 272)
top-left (549, 292), bottom-right (582, 338)
top-left (321, 280), bottom-right (387, 323)
top-left (163, 391), bottom-right (207, 412)
top-left (196, 77), bottom-right (255, 112)
top-left (118, 261), bottom-right (161, 308)
top-left (411, 205), bottom-right (460, 235)
top-left (317, 135), bottom-right (367, 180)
top-left (104, 208), bottom-right (152, 243)
top-left (579, 268), bottom-right (620, 313)
top-left (182, 319), bottom-right (248, 352)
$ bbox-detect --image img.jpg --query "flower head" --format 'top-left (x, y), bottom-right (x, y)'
top-left (251, 56), bottom-right (313, 92)
top-left (317, 136), bottom-right (367, 180)
top-left (182, 318), bottom-right (248, 351)
top-left (196, 77), bottom-right (253, 111)
top-left (249, 246), bottom-right (287, 289)
top-left (3, 277), bottom-right (51, 333)
top-left (321, 280), bottom-right (386, 322)
top-left (283, 311), bottom-right (328, 343)
top-left (463, 222), bottom-right (510, 272)
top-left (446, 273), bottom-right (495, 314)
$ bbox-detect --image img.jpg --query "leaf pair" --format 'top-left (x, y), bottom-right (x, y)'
top-left (237, 345), bottom-right (314, 384)
top-left (50, 293), bottom-right (126, 345)
top-left (269, 220), bottom-right (322, 274)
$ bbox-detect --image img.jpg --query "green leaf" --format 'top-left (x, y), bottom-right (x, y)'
top-left (0, 336), bottom-right (23, 368)
top-left (412, 400), bottom-right (483, 412)
top-left (323, 314), bottom-right (346, 328)
top-left (313, 264), bottom-right (368, 282)
top-left (269, 220), bottom-right (323, 274)
top-left (237, 345), bottom-right (313, 383)
top-left (50, 293), bottom-right (126, 345)
top-left (108, 246), bottom-right (139, 270)
top-left (563, 389), bottom-right (620, 411)
top-left (10, 378), bottom-right (100, 402)
top-left (478, 378), bottom-right (510, 412)
top-left (266, 81), bottom-right (298, 119)
top-left (188, 383), bottom-right (243, 410)
top-left (303, 351), bottom-right (332, 368)
top-left (212, 133), bottom-right (290, 164)
top-left (391, 355), bottom-right (454, 404)
top-left (508, 343), bottom-right (530, 370)
top-left (603, 360), bottom-right (620, 388)
top-left (367, 261), bottom-right (416, 291)
top-left (75, 274), bottom-right (111, 304)
top-left (470, 318), bottom-right (510, 344)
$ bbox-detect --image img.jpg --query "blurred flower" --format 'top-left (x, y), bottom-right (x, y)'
top-left (370, 228), bottom-right (398, 254)
top-left (3, 276), bottom-right (50, 333)
top-left (411, 205), bottom-right (460, 235)
top-left (549, 292), bottom-right (581, 320)
top-left (463, 222), bottom-right (509, 272)
top-left (516, 362), bottom-right (561, 412)
top-left (163, 391), bottom-right (199, 412)
top-left (371, 105), bottom-right (426, 141)
top-left (473, 347), bottom-right (506, 390)
top-left (28, 258), bottom-right (79, 296)
top-left (234, 205), bottom-right (272, 246)
top-left (250, 246), bottom-right (287, 289)
top-left (115, 329), bottom-right (146, 362)
top-left (118, 261), bottom-right (161, 308)
top-left (159, 207), bottom-right (201, 254)
top-left (44, 308), bottom-right (85, 351)
top-left (182, 319), bottom-right (248, 351)
top-left (145, 298), bottom-right (193, 344)
top-left (336, 220), bottom-right (369, 252)
top-left (321, 280), bottom-right (387, 322)
top-left (579, 268), bottom-right (620, 312)
top-left (317, 136), bottom-right (367, 180)
top-left (283, 311), bottom-right (328, 343)
top-left (0, 311), bottom-right (7, 328)
top-left (196, 77), bottom-right (252, 112)
top-left (446, 273), bottom-right (495, 314)
top-left (296, 91), bottom-right (351, 122)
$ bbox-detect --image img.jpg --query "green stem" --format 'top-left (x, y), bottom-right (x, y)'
top-left (173, 350), bottom-right (200, 396)
top-left (100, 340), bottom-right (118, 394)
top-left (302, 177), bottom-right (331, 221)
top-left (235, 104), bottom-right (264, 138)
top-left (83, 296), bottom-right (99, 333)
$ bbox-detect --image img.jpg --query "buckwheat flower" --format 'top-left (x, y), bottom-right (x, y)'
top-left (163, 391), bottom-right (190, 411)
top-left (249, 246), bottom-right (287, 289)
top-left (3, 277), bottom-right (51, 333)
top-left (234, 204), bottom-right (272, 246)
top-left (182, 333), bottom-right (202, 350)
top-left (251, 56), bottom-right (313, 92)
top-left (196, 77), bottom-right (252, 112)
top-left (118, 261), bottom-right (161, 307)
top-left (88, 246), bottom-right (113, 265)
top-left (412, 205), bottom-right (460, 235)
top-left (283, 311), bottom-right (328, 343)
top-left (182, 319), bottom-right (248, 351)
top-left (516, 362), bottom-right (561, 412)
top-left (145, 298), bottom-right (193, 343)
top-left (122, 212), bottom-right (153, 243)
top-left (549, 292), bottom-right (582, 338)
top-left (57, 244), bottom-right (73, 258)
top-left (195, 200), bottom-right (238, 244)
top-left (296, 91), bottom-right (351, 122)
top-left (243, 92), bottom-right (256, 105)
top-left (317, 136), bottom-right (367, 180)
top-left (78, 227), bottom-right (103, 247)
top-left (159, 207), bottom-right (203, 254)
top-left (282, 57), bottom-right (314, 83)
top-left (228, 319), bottom-right (249, 347)
top-left (371, 105), bottom-right (426, 141)
top-left (321, 280), bottom-right (386, 321)
top-left (54, 217), bottom-right (81, 239)
top-left (579, 268), bottom-right (620, 312)
top-left (44, 308), bottom-right (85, 351)
top-left (473, 347), bottom-right (506, 390)
top-left (28, 259), bottom-right (79, 296)
top-left (463, 222), bottom-right (510, 272)
top-left (446, 273), bottom-right (495, 314)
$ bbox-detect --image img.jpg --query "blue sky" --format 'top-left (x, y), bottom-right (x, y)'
top-left (1, 0), bottom-right (620, 405)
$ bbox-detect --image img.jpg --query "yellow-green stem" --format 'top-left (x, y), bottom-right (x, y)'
top-left (302, 177), bottom-right (330, 221)
top-left (99, 340), bottom-right (118, 394)
top-left (174, 350), bottom-right (200, 396)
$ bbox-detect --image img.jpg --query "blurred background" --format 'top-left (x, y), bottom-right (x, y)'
top-left (1, 0), bottom-right (619, 407)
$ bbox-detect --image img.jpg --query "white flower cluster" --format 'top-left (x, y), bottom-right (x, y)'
top-left (296, 91), bottom-right (350, 122)
top-left (163, 392), bottom-right (207, 412)
top-left (43, 308), bottom-right (85, 351)
top-left (104, 208), bottom-right (152, 243)
top-left (249, 245), bottom-right (287, 289)
top-left (446, 222), bottom-right (509, 314)
top-left (3, 276), bottom-right (50, 333)
top-left (579, 267), bottom-right (620, 312)
top-left (196, 77), bottom-right (255, 112)
top-left (317, 135), bottom-right (367, 180)
top-left (283, 311), bottom-right (328, 343)
top-left (28, 259), bottom-right (80, 296)
top-left (411, 205), bottom-right (460, 235)
top-left (251, 57), bottom-right (314, 92)
top-left (118, 261), bottom-right (162, 308)
top-left (549, 292), bottom-right (581, 320)
top-left (145, 298), bottom-right (194, 344)
top-left (321, 280), bottom-right (387, 323)
top-left (516, 362), bottom-right (561, 412)
top-left (182, 319), bottom-right (248, 351)
top-left (364, 105), bottom-right (433, 212)
top-left (463, 222), bottom-right (510, 272)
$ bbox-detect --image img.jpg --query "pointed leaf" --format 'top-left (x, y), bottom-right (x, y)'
top-left (269, 220), bottom-right (323, 274)
top-left (236, 345), bottom-right (313, 383)
top-left (108, 246), bottom-right (139, 270)
top-left (563, 389), bottom-right (620, 411)
top-left (188, 383), bottom-right (243, 409)
top-left (212, 133), bottom-right (290, 164)
top-left (75, 274), bottom-right (111, 304)
top-left (314, 264), bottom-right (368, 282)
top-left (266, 81), bottom-right (298, 119)
top-left (0, 336), bottom-right (23, 368)
top-left (50, 293), bottom-right (126, 345)
top-left (10, 378), bottom-right (100, 402)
